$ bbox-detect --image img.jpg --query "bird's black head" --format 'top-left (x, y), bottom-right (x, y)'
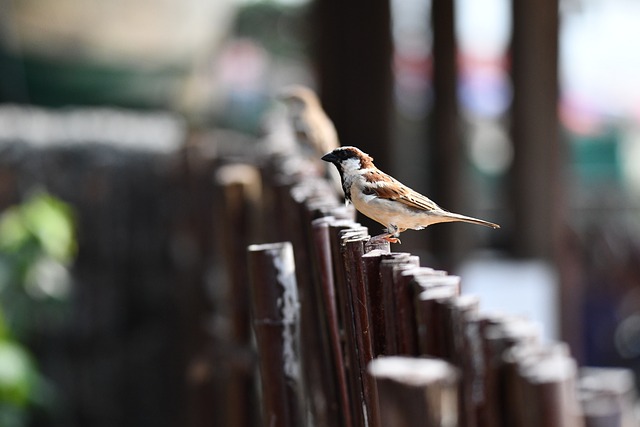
top-left (321, 147), bottom-right (375, 202)
top-left (321, 146), bottom-right (372, 201)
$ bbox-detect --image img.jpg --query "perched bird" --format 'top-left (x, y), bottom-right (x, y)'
top-left (321, 146), bottom-right (500, 243)
top-left (278, 85), bottom-right (343, 194)
top-left (278, 85), bottom-right (340, 158)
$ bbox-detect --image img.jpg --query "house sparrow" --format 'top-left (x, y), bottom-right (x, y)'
top-left (279, 85), bottom-right (340, 157)
top-left (321, 146), bottom-right (500, 243)
top-left (279, 85), bottom-right (342, 193)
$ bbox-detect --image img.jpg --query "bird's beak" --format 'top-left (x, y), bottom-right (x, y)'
top-left (321, 152), bottom-right (338, 163)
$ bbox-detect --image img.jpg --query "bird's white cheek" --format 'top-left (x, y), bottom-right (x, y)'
top-left (341, 158), bottom-right (362, 172)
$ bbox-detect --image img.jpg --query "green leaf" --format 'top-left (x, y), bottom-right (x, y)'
top-left (0, 341), bottom-right (35, 407)
top-left (0, 208), bottom-right (30, 254)
top-left (0, 191), bottom-right (76, 263)
top-left (21, 193), bottom-right (76, 263)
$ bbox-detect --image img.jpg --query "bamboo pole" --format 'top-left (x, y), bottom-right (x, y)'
top-left (361, 251), bottom-right (396, 357)
top-left (311, 217), bottom-right (352, 427)
top-left (215, 164), bottom-right (261, 427)
top-left (578, 368), bottom-right (638, 427)
top-left (481, 316), bottom-right (541, 427)
top-left (413, 275), bottom-right (461, 358)
top-left (248, 242), bottom-right (304, 427)
top-left (342, 235), bottom-right (381, 427)
top-left (369, 356), bottom-right (459, 427)
top-left (446, 295), bottom-right (480, 427)
top-left (285, 179), bottom-right (339, 427)
top-left (329, 221), bottom-right (368, 427)
top-left (515, 347), bottom-right (583, 427)
top-left (396, 267), bottom-right (447, 356)
top-left (380, 255), bottom-right (420, 355)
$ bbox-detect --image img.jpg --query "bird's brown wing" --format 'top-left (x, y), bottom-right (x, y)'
top-left (362, 168), bottom-right (500, 229)
top-left (363, 170), bottom-right (441, 212)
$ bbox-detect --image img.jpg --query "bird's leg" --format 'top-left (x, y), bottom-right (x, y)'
top-left (385, 224), bottom-right (402, 243)
top-left (370, 224), bottom-right (401, 244)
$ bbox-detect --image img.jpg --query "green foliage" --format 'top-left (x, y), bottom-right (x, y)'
top-left (0, 191), bottom-right (76, 264)
top-left (0, 191), bottom-right (75, 336)
top-left (0, 190), bottom-right (76, 426)
top-left (0, 341), bottom-right (37, 406)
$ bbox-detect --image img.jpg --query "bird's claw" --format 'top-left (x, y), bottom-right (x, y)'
top-left (370, 233), bottom-right (401, 244)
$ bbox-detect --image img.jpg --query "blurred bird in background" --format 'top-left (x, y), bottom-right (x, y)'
top-left (278, 85), bottom-right (343, 193)
top-left (278, 85), bottom-right (339, 157)
top-left (322, 146), bottom-right (500, 243)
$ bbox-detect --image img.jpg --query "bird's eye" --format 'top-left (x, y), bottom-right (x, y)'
top-left (363, 187), bottom-right (376, 196)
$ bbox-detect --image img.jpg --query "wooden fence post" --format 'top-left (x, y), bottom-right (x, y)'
top-left (395, 267), bottom-right (446, 356)
top-left (341, 234), bottom-right (381, 427)
top-left (248, 242), bottom-right (304, 427)
top-left (578, 367), bottom-right (638, 427)
top-left (369, 356), bottom-right (459, 427)
top-left (215, 164), bottom-right (261, 427)
top-left (310, 217), bottom-right (353, 427)
top-left (380, 255), bottom-right (420, 355)
top-left (481, 316), bottom-right (541, 427)
top-left (286, 179), bottom-right (342, 427)
top-left (413, 276), bottom-right (461, 358)
top-left (361, 251), bottom-right (396, 357)
top-left (328, 222), bottom-right (368, 427)
top-left (514, 346), bottom-right (583, 427)
top-left (443, 295), bottom-right (480, 427)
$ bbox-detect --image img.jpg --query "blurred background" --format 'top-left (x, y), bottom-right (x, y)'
top-left (1, 0), bottom-right (640, 425)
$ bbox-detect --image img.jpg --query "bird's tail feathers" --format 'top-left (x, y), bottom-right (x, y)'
top-left (441, 212), bottom-right (500, 229)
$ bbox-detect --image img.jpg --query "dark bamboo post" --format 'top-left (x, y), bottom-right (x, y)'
top-left (342, 235), bottom-right (381, 427)
top-left (446, 295), bottom-right (480, 427)
top-left (328, 221), bottom-right (367, 331)
top-left (396, 267), bottom-right (446, 356)
top-left (248, 242), bottom-right (304, 427)
top-left (515, 348), bottom-right (583, 427)
top-left (578, 367), bottom-right (638, 427)
top-left (509, 0), bottom-right (561, 260)
top-left (258, 156), bottom-right (288, 243)
top-left (430, 0), bottom-right (464, 267)
top-left (413, 275), bottom-right (461, 358)
top-left (328, 221), bottom-right (368, 427)
top-left (215, 164), bottom-right (261, 427)
top-left (333, 226), bottom-right (371, 427)
top-left (364, 239), bottom-right (391, 254)
top-left (446, 295), bottom-right (480, 367)
top-left (314, 0), bottom-right (393, 172)
top-left (311, 216), bottom-right (353, 427)
top-left (502, 343), bottom-right (568, 427)
top-left (369, 356), bottom-right (460, 427)
top-left (379, 254), bottom-right (420, 355)
top-left (361, 251), bottom-right (396, 357)
top-left (467, 313), bottom-right (504, 426)
top-left (286, 179), bottom-right (341, 427)
top-left (481, 317), bottom-right (541, 427)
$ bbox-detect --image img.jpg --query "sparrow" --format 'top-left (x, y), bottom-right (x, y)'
top-left (279, 85), bottom-right (343, 193)
top-left (321, 146), bottom-right (500, 243)
top-left (278, 85), bottom-right (340, 158)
